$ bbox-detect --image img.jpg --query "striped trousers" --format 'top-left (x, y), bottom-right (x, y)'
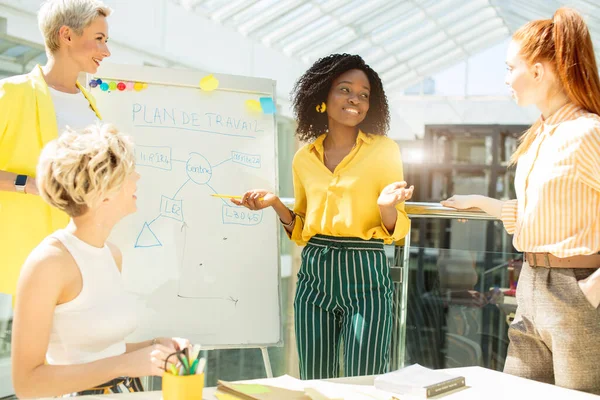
top-left (294, 235), bottom-right (394, 380)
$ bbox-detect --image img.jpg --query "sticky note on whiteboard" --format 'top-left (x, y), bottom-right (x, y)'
top-left (259, 97), bottom-right (276, 114)
top-left (245, 99), bottom-right (263, 113)
top-left (199, 74), bottom-right (219, 91)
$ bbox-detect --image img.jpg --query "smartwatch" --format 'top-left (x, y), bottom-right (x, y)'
top-left (14, 174), bottom-right (28, 193)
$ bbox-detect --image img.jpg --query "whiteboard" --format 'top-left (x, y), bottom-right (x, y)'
top-left (91, 63), bottom-right (281, 347)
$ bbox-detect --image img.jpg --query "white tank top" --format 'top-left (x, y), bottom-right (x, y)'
top-left (46, 230), bottom-right (139, 365)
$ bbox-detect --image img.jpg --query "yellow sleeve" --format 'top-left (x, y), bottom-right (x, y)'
top-left (0, 80), bottom-right (13, 144)
top-left (287, 157), bottom-right (307, 245)
top-left (500, 199), bottom-right (518, 234)
top-left (576, 125), bottom-right (600, 192)
top-left (380, 141), bottom-right (410, 242)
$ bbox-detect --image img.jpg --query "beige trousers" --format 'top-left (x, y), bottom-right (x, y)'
top-left (504, 262), bottom-right (600, 394)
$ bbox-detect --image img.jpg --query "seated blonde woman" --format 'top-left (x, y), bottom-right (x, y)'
top-left (11, 124), bottom-right (187, 397)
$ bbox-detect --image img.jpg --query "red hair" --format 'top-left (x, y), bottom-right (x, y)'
top-left (510, 7), bottom-right (600, 164)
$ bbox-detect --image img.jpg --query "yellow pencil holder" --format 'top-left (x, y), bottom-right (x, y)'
top-left (162, 372), bottom-right (204, 400)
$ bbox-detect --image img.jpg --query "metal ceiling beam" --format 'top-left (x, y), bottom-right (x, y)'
top-left (282, 0), bottom-right (408, 77)
top-left (239, 0), bottom-right (304, 36)
top-left (446, 9), bottom-right (500, 35)
top-left (296, 28), bottom-right (357, 60)
top-left (333, 0), bottom-right (389, 25)
top-left (19, 47), bottom-right (43, 65)
top-left (0, 41), bottom-right (13, 54)
top-left (408, 0), bottom-right (471, 66)
top-left (210, 0), bottom-right (258, 23)
top-left (260, 6), bottom-right (320, 46)
top-left (355, 2), bottom-right (414, 40)
top-left (292, 0), bottom-right (392, 59)
top-left (281, 18), bottom-right (341, 55)
top-left (0, 56), bottom-right (25, 74)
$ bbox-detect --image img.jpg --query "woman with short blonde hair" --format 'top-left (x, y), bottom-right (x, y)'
top-left (0, 0), bottom-right (113, 299)
top-left (38, 0), bottom-right (112, 55)
top-left (11, 124), bottom-right (188, 397)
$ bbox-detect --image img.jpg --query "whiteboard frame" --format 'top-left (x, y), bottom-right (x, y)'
top-left (87, 63), bottom-right (284, 349)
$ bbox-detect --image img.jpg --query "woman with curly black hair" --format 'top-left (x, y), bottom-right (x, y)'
top-left (233, 53), bottom-right (413, 379)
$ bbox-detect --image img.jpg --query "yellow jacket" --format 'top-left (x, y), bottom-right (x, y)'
top-left (0, 65), bottom-right (101, 295)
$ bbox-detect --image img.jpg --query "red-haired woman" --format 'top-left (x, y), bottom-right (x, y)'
top-left (442, 7), bottom-right (600, 394)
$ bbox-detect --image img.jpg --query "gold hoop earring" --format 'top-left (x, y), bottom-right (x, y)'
top-left (316, 102), bottom-right (327, 113)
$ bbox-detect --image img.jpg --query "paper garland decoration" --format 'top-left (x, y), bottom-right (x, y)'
top-left (88, 78), bottom-right (149, 92)
top-left (88, 78), bottom-right (277, 115)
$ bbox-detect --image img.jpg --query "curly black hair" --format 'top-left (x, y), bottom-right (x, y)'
top-left (290, 53), bottom-right (390, 142)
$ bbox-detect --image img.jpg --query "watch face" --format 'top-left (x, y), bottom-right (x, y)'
top-left (15, 175), bottom-right (27, 186)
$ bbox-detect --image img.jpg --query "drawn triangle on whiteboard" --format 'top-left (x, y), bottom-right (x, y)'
top-left (135, 222), bottom-right (162, 248)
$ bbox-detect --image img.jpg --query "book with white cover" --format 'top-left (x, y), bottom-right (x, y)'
top-left (374, 364), bottom-right (466, 398)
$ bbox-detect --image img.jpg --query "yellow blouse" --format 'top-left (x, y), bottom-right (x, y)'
top-left (288, 131), bottom-right (410, 245)
top-left (501, 103), bottom-right (600, 257)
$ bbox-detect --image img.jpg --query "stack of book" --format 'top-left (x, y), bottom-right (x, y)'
top-left (374, 364), bottom-right (466, 398)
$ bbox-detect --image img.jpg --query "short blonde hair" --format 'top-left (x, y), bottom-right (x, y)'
top-left (37, 124), bottom-right (135, 217)
top-left (38, 0), bottom-right (112, 54)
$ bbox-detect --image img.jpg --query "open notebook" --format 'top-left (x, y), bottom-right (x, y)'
top-left (216, 375), bottom-right (399, 400)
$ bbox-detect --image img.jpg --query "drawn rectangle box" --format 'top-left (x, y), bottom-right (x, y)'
top-left (222, 204), bottom-right (263, 226)
top-left (160, 196), bottom-right (184, 222)
top-left (136, 145), bottom-right (172, 170)
top-left (231, 151), bottom-right (261, 169)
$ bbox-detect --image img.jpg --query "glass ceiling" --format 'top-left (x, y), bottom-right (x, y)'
top-left (2, 1), bottom-right (599, 89)
top-left (0, 36), bottom-right (46, 79)
top-left (173, 0), bottom-right (600, 91)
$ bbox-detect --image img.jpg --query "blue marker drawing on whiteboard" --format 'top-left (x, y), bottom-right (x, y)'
top-left (160, 195), bottom-right (184, 222)
top-left (136, 125), bottom-right (256, 139)
top-left (132, 103), bottom-right (262, 138)
top-left (211, 157), bottom-right (231, 168)
top-left (135, 222), bottom-right (162, 248)
top-left (134, 146), bottom-right (267, 250)
top-left (135, 175), bottom-right (190, 248)
top-left (205, 112), bottom-right (264, 133)
top-left (222, 204), bottom-right (263, 226)
top-left (135, 145), bottom-right (172, 170)
top-left (185, 152), bottom-right (213, 185)
top-left (173, 178), bottom-right (191, 199)
top-left (140, 178), bottom-right (188, 231)
top-left (231, 151), bottom-right (261, 169)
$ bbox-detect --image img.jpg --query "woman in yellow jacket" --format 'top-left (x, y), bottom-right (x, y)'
top-left (0, 0), bottom-right (111, 297)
